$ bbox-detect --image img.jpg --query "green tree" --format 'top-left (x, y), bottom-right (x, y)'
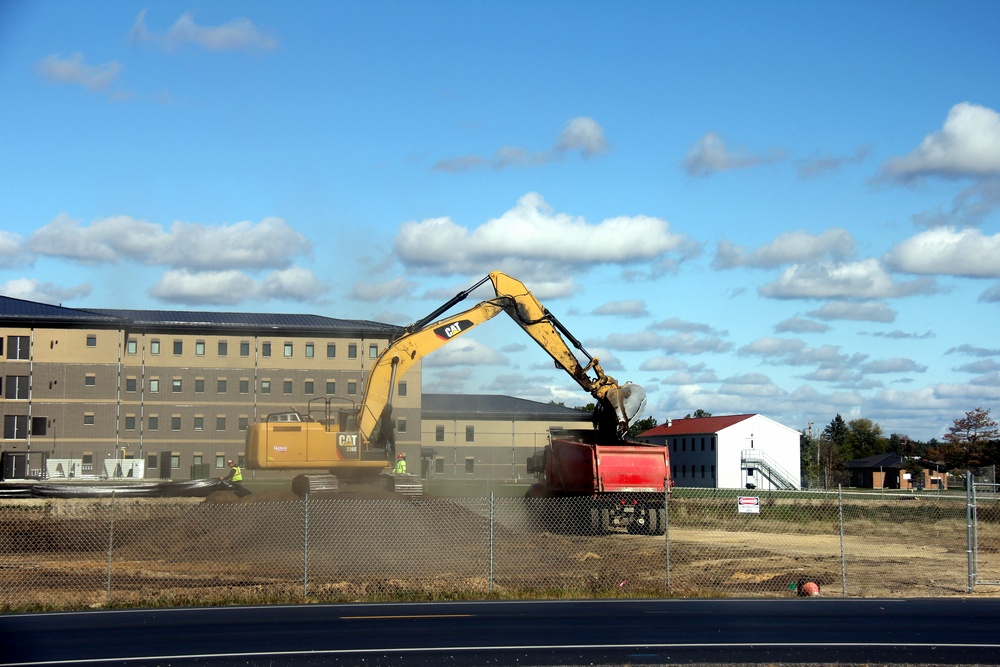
top-left (628, 416), bottom-right (659, 438)
top-left (845, 418), bottom-right (885, 460)
top-left (929, 407), bottom-right (998, 471)
top-left (684, 409), bottom-right (712, 419)
top-left (818, 414), bottom-right (849, 487)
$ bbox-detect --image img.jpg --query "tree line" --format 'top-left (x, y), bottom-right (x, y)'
top-left (800, 407), bottom-right (999, 485)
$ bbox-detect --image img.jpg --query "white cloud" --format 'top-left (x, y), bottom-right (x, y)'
top-left (554, 117), bottom-right (608, 158)
top-left (713, 229), bottom-right (854, 269)
top-left (36, 53), bottom-right (122, 92)
top-left (29, 214), bottom-right (309, 270)
top-left (0, 231), bottom-right (29, 268)
top-left (0, 278), bottom-right (91, 304)
top-left (774, 317), bottom-right (830, 334)
top-left (393, 193), bottom-right (692, 282)
top-left (759, 259), bottom-right (937, 299)
top-left (861, 358), bottom-right (928, 374)
top-left (422, 337), bottom-right (508, 367)
top-left (739, 336), bottom-right (867, 371)
top-left (807, 301), bottom-right (897, 323)
top-left (639, 356), bottom-right (690, 372)
top-left (433, 117), bottom-right (607, 172)
top-left (681, 132), bottom-right (784, 177)
top-left (149, 266), bottom-right (326, 305)
top-left (796, 145), bottom-right (871, 178)
top-left (592, 300), bottom-right (648, 317)
top-left (883, 227), bottom-right (1000, 277)
top-left (349, 277), bottom-right (416, 302)
top-left (651, 317), bottom-right (723, 334)
top-left (130, 9), bottom-right (277, 52)
top-left (879, 102), bottom-right (1000, 181)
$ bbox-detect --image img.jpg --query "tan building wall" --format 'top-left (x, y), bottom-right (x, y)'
top-left (2, 323), bottom-right (416, 480)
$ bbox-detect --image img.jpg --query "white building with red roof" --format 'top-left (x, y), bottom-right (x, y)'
top-left (637, 413), bottom-right (800, 490)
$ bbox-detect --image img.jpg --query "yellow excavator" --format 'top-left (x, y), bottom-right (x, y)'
top-left (244, 271), bottom-right (648, 496)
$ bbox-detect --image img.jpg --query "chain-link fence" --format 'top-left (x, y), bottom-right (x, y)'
top-left (1, 488), bottom-right (998, 610)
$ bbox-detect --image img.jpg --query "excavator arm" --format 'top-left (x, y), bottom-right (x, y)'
top-left (359, 271), bottom-right (647, 451)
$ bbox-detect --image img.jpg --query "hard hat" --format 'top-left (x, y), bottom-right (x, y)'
top-left (397, 453), bottom-right (405, 458)
top-left (227, 459), bottom-right (233, 464)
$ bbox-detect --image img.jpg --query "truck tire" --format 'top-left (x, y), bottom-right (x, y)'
top-left (644, 507), bottom-right (659, 535)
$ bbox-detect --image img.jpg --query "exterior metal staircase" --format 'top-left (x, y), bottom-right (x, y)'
top-left (741, 449), bottom-right (798, 490)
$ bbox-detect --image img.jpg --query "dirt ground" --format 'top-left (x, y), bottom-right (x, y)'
top-left (1, 493), bottom-right (998, 610)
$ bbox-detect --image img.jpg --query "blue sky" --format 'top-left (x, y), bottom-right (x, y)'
top-left (2, 1), bottom-right (999, 441)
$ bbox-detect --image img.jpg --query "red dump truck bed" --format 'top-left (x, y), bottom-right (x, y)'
top-left (544, 431), bottom-right (670, 495)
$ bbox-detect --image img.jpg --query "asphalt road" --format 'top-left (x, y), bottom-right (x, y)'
top-left (2, 598), bottom-right (999, 666)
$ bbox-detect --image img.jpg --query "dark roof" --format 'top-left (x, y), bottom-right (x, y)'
top-left (0, 295), bottom-right (121, 325)
top-left (89, 308), bottom-right (401, 335)
top-left (0, 295), bottom-right (401, 337)
top-left (844, 453), bottom-right (947, 471)
top-left (639, 414), bottom-right (756, 438)
top-left (422, 394), bottom-right (593, 422)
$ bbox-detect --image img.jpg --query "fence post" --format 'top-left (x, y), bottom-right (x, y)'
top-left (967, 470), bottom-right (975, 593)
top-left (838, 485), bottom-right (846, 596)
top-left (106, 490), bottom-right (116, 602)
top-left (664, 482), bottom-right (670, 595)
top-left (303, 492), bottom-right (310, 598)
top-left (489, 492), bottom-right (495, 594)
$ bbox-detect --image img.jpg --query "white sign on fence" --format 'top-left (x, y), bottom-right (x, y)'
top-left (738, 496), bottom-right (760, 514)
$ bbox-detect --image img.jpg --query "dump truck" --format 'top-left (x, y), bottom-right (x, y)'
top-left (527, 427), bottom-right (670, 534)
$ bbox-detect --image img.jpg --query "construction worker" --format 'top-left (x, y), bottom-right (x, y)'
top-left (223, 458), bottom-right (243, 488)
top-left (392, 452), bottom-right (407, 474)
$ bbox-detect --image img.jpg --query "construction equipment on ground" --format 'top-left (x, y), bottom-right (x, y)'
top-left (245, 271), bottom-right (669, 510)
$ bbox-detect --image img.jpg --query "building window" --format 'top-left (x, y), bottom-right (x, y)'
top-left (262, 342), bottom-right (272, 357)
top-left (682, 439), bottom-right (686, 452)
top-left (125, 377), bottom-right (137, 393)
top-left (305, 343), bottom-right (314, 358)
top-left (4, 376), bottom-right (28, 399)
top-left (216, 455), bottom-right (226, 469)
top-left (701, 437), bottom-right (706, 451)
top-left (195, 340), bottom-right (206, 356)
top-left (347, 380), bottom-right (357, 395)
top-left (171, 455), bottom-right (180, 469)
top-left (3, 415), bottom-right (27, 439)
top-left (147, 454), bottom-right (157, 470)
top-left (672, 464), bottom-right (677, 479)
top-left (126, 339), bottom-right (137, 355)
top-left (240, 341), bottom-right (250, 357)
top-left (304, 380), bottom-right (314, 395)
top-left (148, 415), bottom-right (159, 431)
top-left (6, 336), bottom-right (29, 359)
top-left (435, 425), bottom-right (444, 442)
top-left (711, 437), bottom-right (716, 450)
top-left (398, 418), bottom-right (407, 433)
top-left (711, 465), bottom-right (716, 479)
top-left (326, 380), bottom-right (336, 394)
top-left (84, 413), bottom-right (95, 426)
top-left (348, 344), bottom-right (358, 359)
top-left (85, 374), bottom-right (96, 387)
top-left (218, 340), bottom-right (228, 356)
top-left (283, 380), bottom-right (293, 394)
top-left (125, 416), bottom-right (136, 431)
top-left (369, 344), bottom-right (378, 359)
top-left (171, 416), bottom-right (181, 431)
top-left (671, 439), bottom-right (677, 452)
top-left (239, 379), bottom-right (249, 394)
top-left (86, 335), bottom-right (96, 348)
top-left (193, 455), bottom-right (203, 466)
top-left (681, 464), bottom-right (687, 477)
top-left (172, 378), bottom-right (182, 393)
top-left (150, 339), bottom-right (160, 355)
top-left (149, 378), bottom-right (159, 393)
top-left (284, 342), bottom-right (293, 358)
top-left (216, 416), bottom-right (226, 431)
top-left (217, 378), bottom-right (227, 393)
top-left (701, 465), bottom-right (706, 478)
top-left (261, 380), bottom-right (271, 394)
top-left (195, 378), bottom-right (205, 393)
top-left (173, 340), bottom-right (183, 355)
top-left (327, 343), bottom-right (336, 358)
top-left (398, 382), bottom-right (407, 397)
top-left (193, 416), bottom-right (204, 431)
top-left (238, 417), bottom-right (249, 431)
top-left (465, 457), bottom-right (475, 474)
top-left (466, 425), bottom-right (475, 442)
